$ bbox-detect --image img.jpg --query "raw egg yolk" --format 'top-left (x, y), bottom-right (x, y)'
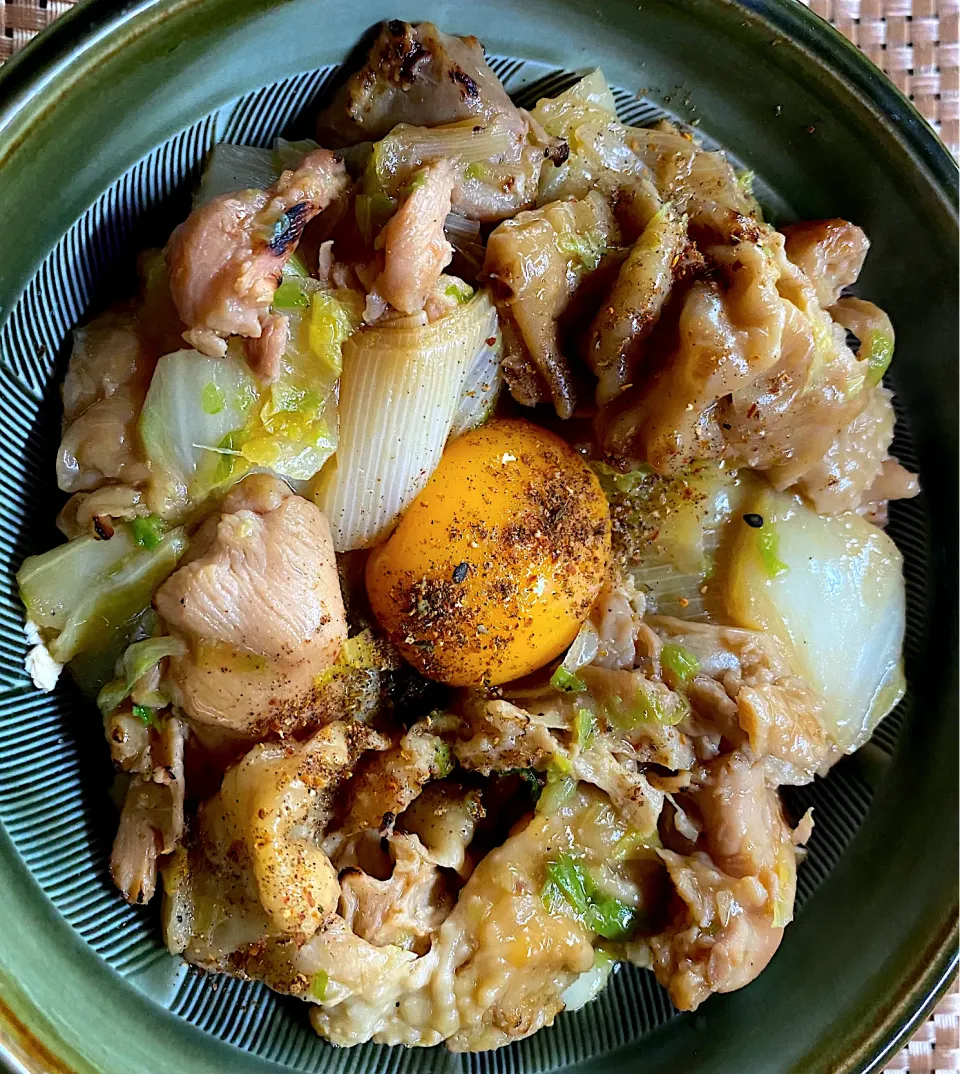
top-left (365, 418), bottom-right (611, 687)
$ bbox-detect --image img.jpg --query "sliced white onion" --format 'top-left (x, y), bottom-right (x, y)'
top-left (312, 290), bottom-right (496, 550)
top-left (726, 487), bottom-right (906, 753)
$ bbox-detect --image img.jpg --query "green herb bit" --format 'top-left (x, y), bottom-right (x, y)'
top-left (403, 169), bottom-right (428, 197)
top-left (551, 665), bottom-right (587, 693)
top-left (756, 524), bottom-right (789, 578)
top-left (201, 381), bottom-right (225, 415)
top-left (505, 767), bottom-right (543, 802)
top-left (463, 162), bottom-right (486, 182)
top-left (309, 970), bottom-right (328, 1001)
top-left (130, 515), bottom-right (166, 550)
top-left (660, 644), bottom-right (700, 687)
top-left (434, 742), bottom-right (454, 779)
top-left (273, 279), bottom-right (309, 310)
top-left (541, 853), bottom-right (640, 940)
top-left (536, 763), bottom-right (576, 814)
top-left (575, 708), bottom-right (597, 752)
top-left (444, 282), bottom-right (474, 303)
top-left (132, 704), bottom-right (160, 729)
top-left (865, 330), bottom-right (894, 387)
top-left (555, 229), bottom-right (606, 273)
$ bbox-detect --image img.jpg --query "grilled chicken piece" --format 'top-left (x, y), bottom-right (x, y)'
top-left (165, 149), bottom-right (348, 362)
top-left (57, 311), bottom-right (155, 495)
top-left (587, 205), bottom-right (688, 404)
top-left (647, 751), bottom-right (803, 1011)
top-left (369, 160), bottom-right (455, 315)
top-left (341, 720), bottom-right (451, 836)
top-left (317, 21), bottom-right (521, 145)
top-left (648, 616), bottom-right (831, 785)
top-left (793, 385), bottom-right (917, 516)
top-left (484, 190), bottom-right (619, 417)
top-left (399, 782), bottom-right (485, 877)
top-left (627, 121), bottom-right (758, 240)
top-left (782, 218), bottom-right (869, 308)
top-left (153, 475), bottom-right (347, 752)
top-left (162, 720), bottom-right (388, 964)
top-left (111, 715), bottom-right (185, 905)
top-left (340, 832), bottom-right (453, 954)
top-left (601, 225), bottom-right (867, 481)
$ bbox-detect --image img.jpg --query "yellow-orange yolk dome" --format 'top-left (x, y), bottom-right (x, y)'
top-left (365, 418), bottom-right (611, 687)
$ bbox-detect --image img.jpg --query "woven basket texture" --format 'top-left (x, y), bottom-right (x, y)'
top-left (0, 0), bottom-right (956, 1071)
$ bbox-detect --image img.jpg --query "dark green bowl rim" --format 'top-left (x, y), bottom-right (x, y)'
top-left (0, 1), bottom-right (956, 1071)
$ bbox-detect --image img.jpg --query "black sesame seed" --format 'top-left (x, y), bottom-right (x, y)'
top-left (743, 513), bottom-right (764, 528)
top-left (452, 562), bottom-right (469, 583)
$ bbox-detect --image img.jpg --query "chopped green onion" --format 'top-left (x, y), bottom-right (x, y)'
top-left (865, 330), bottom-right (894, 387)
top-left (660, 644), bottom-right (700, 686)
top-left (555, 228), bottom-right (606, 273)
top-left (434, 742), bottom-right (454, 779)
top-left (273, 280), bottom-right (309, 310)
top-left (309, 970), bottom-right (328, 1001)
top-left (756, 524), bottom-right (789, 578)
top-left (541, 853), bottom-right (640, 940)
top-left (505, 767), bottom-right (543, 801)
top-left (340, 630), bottom-right (379, 669)
top-left (129, 516), bottom-right (166, 550)
top-left (536, 762), bottom-right (576, 814)
top-left (606, 680), bottom-right (687, 729)
top-left (132, 704), bottom-right (160, 729)
top-left (574, 708), bottom-right (597, 752)
top-left (403, 169), bottom-right (428, 197)
top-left (551, 666), bottom-right (587, 693)
top-left (444, 282), bottom-right (474, 304)
top-left (463, 162), bottom-right (486, 182)
top-left (201, 382), bottom-right (225, 415)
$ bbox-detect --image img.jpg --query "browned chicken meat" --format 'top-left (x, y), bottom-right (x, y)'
top-left (163, 719), bottom-right (388, 962)
top-left (601, 224), bottom-right (869, 480)
top-left (368, 159), bottom-right (455, 315)
top-left (165, 148), bottom-right (348, 368)
top-left (317, 21), bottom-right (524, 145)
top-left (153, 476), bottom-right (347, 751)
top-left (484, 190), bottom-right (619, 417)
top-left (57, 311), bottom-right (155, 496)
top-left (647, 751), bottom-right (805, 1011)
top-left (781, 218), bottom-right (870, 308)
top-left (587, 204), bottom-right (690, 404)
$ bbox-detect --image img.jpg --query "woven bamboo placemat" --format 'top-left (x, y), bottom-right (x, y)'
top-left (0, 0), bottom-right (957, 1071)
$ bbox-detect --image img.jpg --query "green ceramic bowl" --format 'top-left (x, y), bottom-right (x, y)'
top-left (0, 1), bottom-right (956, 1071)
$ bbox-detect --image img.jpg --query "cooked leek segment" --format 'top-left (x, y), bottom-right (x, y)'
top-left (195, 144), bottom-right (276, 206)
top-left (531, 70), bottom-right (618, 139)
top-left (593, 461), bottom-right (753, 618)
top-left (139, 349), bottom-right (258, 514)
top-left (372, 117), bottom-right (515, 197)
top-left (449, 314), bottom-right (501, 439)
top-left (312, 289), bottom-right (497, 551)
top-left (18, 525), bottom-right (187, 664)
top-left (194, 138), bottom-right (322, 206)
top-left (726, 487), bottom-right (906, 752)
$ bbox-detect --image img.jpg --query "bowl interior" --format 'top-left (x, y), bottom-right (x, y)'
top-left (0, 2), bottom-right (956, 1073)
